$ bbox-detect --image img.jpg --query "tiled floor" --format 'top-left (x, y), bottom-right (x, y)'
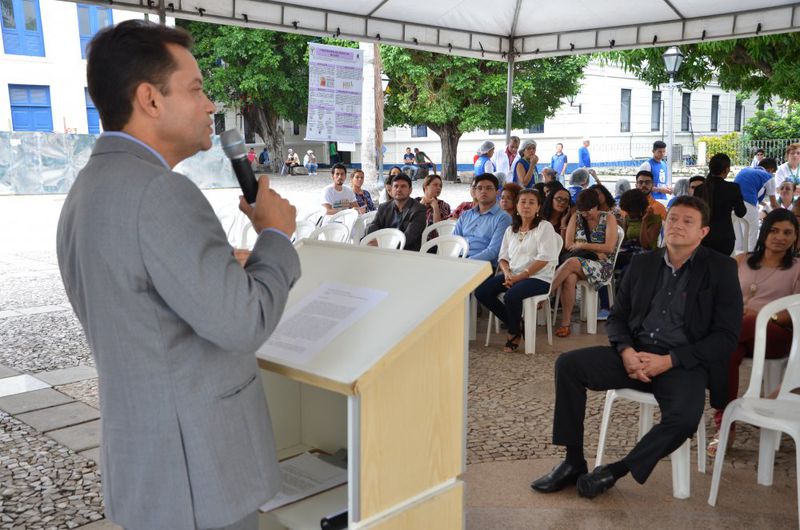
top-left (0, 373), bottom-right (51, 397)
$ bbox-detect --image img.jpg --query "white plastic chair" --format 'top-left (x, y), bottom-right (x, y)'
top-left (360, 228), bottom-right (406, 249)
top-left (421, 219), bottom-right (457, 242)
top-left (299, 209), bottom-right (325, 227)
top-left (351, 211), bottom-right (377, 244)
top-left (328, 208), bottom-right (359, 233)
top-left (239, 221), bottom-right (257, 250)
top-left (307, 223), bottom-right (350, 243)
top-left (419, 235), bottom-right (469, 258)
top-left (709, 294), bottom-right (800, 526)
top-left (732, 213), bottom-right (750, 256)
top-left (291, 220), bottom-right (317, 244)
top-left (595, 388), bottom-right (706, 499)
top-left (553, 225), bottom-right (625, 334)
top-left (485, 237), bottom-right (563, 355)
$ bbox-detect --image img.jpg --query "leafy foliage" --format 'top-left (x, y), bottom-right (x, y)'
top-left (697, 132), bottom-right (741, 164)
top-left (743, 105), bottom-right (800, 140)
top-left (604, 33), bottom-right (800, 105)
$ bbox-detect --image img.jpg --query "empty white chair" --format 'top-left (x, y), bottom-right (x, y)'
top-left (351, 211), bottom-right (377, 244)
top-left (595, 388), bottom-right (706, 499)
top-left (419, 235), bottom-right (469, 258)
top-left (553, 225), bottom-right (625, 334)
top-left (328, 208), bottom-right (359, 233)
top-left (421, 219), bottom-right (457, 243)
top-left (485, 237), bottom-right (563, 355)
top-left (291, 220), bottom-right (317, 244)
top-left (709, 294), bottom-right (800, 526)
top-left (360, 228), bottom-right (406, 249)
top-left (299, 209), bottom-right (325, 227)
top-left (307, 223), bottom-right (350, 243)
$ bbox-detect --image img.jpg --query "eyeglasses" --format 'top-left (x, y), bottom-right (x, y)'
top-left (474, 186), bottom-right (497, 192)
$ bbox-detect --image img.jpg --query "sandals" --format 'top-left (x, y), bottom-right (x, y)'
top-left (555, 326), bottom-right (571, 338)
top-left (707, 430), bottom-right (735, 458)
top-left (503, 334), bottom-right (522, 353)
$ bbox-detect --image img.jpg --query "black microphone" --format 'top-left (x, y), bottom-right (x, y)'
top-left (220, 129), bottom-right (259, 204)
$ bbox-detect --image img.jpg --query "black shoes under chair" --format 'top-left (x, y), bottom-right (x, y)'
top-left (530, 460), bottom-right (619, 498)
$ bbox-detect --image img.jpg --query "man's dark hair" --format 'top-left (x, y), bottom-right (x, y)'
top-left (86, 20), bottom-right (193, 131)
top-left (618, 189), bottom-right (649, 219)
top-left (472, 173), bottom-right (499, 189)
top-left (390, 173), bottom-right (412, 188)
top-left (668, 195), bottom-right (710, 227)
top-left (575, 187), bottom-right (600, 211)
top-left (653, 140), bottom-right (667, 150)
top-left (708, 153), bottom-right (731, 176)
top-left (688, 175), bottom-right (706, 185)
top-left (331, 163), bottom-right (347, 174)
top-left (635, 170), bottom-right (654, 181)
top-left (759, 158), bottom-right (778, 172)
top-left (755, 148), bottom-right (765, 155)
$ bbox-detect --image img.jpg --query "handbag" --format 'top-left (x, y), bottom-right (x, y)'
top-left (559, 248), bottom-right (598, 265)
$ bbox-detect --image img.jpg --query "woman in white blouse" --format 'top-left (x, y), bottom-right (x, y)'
top-left (475, 189), bottom-right (560, 352)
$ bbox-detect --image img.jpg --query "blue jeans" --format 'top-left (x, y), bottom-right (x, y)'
top-left (305, 163), bottom-right (318, 174)
top-left (474, 274), bottom-right (550, 335)
top-left (401, 164), bottom-right (418, 178)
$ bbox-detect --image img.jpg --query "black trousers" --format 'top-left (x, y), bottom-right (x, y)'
top-left (552, 345), bottom-right (707, 484)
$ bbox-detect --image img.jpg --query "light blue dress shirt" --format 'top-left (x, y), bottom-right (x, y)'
top-left (454, 203), bottom-right (512, 266)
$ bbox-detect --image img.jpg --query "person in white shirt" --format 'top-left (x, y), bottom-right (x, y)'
top-left (492, 136), bottom-right (520, 182)
top-left (321, 163), bottom-right (357, 221)
top-left (774, 143), bottom-right (800, 198)
top-left (474, 188), bottom-right (560, 352)
top-left (303, 150), bottom-right (318, 175)
top-left (750, 148), bottom-right (765, 168)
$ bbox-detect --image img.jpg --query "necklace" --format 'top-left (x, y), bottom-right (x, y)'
top-left (517, 229), bottom-right (530, 242)
top-left (747, 264), bottom-right (780, 299)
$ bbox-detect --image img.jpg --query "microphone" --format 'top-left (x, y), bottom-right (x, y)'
top-left (220, 129), bottom-right (259, 204)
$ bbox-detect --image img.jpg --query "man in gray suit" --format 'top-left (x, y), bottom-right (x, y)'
top-left (56, 21), bottom-right (300, 530)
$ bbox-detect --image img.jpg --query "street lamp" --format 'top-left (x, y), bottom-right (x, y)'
top-left (662, 45), bottom-right (684, 186)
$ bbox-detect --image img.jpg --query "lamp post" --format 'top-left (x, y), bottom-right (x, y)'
top-left (379, 73), bottom-right (390, 184)
top-left (662, 45), bottom-right (684, 187)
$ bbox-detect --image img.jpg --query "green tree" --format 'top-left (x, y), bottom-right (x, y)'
top-left (744, 104), bottom-right (800, 140)
top-left (381, 47), bottom-right (588, 180)
top-left (604, 33), bottom-right (800, 104)
top-left (180, 21), bottom-right (312, 172)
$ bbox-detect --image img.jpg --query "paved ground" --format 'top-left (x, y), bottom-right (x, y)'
top-left (0, 175), bottom-right (796, 529)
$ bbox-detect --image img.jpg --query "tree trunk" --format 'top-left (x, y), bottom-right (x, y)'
top-left (430, 123), bottom-right (462, 182)
top-left (243, 104), bottom-right (285, 174)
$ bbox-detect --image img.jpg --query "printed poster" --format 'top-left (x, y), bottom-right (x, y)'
top-left (305, 43), bottom-right (363, 143)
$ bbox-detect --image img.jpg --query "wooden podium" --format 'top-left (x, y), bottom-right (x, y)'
top-left (256, 240), bottom-right (490, 529)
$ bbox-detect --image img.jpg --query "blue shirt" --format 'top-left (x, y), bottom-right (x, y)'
top-left (647, 158), bottom-right (668, 200)
top-left (474, 155), bottom-right (492, 176)
top-left (453, 203), bottom-right (512, 267)
top-left (578, 146), bottom-right (591, 168)
top-left (734, 166), bottom-right (774, 206)
top-left (550, 153), bottom-right (567, 175)
top-left (568, 185), bottom-right (583, 202)
top-left (511, 158), bottom-right (537, 188)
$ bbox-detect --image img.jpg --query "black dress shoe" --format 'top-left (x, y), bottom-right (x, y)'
top-left (530, 459), bottom-right (588, 493)
top-left (576, 465), bottom-right (618, 498)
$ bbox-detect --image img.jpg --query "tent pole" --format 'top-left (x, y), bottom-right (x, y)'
top-left (504, 54), bottom-right (514, 148)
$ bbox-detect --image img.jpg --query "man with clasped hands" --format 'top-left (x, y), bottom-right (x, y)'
top-left (531, 196), bottom-right (742, 499)
top-left (57, 21), bottom-right (299, 530)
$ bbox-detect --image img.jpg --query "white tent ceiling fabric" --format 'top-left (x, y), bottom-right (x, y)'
top-left (64, 0), bottom-right (800, 61)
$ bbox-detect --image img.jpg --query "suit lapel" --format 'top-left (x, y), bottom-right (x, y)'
top-left (635, 249), bottom-right (663, 310)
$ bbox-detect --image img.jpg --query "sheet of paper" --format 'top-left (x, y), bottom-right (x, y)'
top-left (260, 452), bottom-right (348, 512)
top-left (257, 281), bottom-right (388, 365)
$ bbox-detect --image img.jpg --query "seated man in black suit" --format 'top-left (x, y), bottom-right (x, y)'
top-left (366, 173), bottom-right (426, 251)
top-left (531, 195), bottom-right (742, 498)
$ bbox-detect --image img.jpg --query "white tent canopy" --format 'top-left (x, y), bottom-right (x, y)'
top-left (66, 0), bottom-right (800, 61)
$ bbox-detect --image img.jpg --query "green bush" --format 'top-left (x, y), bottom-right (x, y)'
top-left (743, 104), bottom-right (800, 140)
top-left (697, 132), bottom-right (742, 164)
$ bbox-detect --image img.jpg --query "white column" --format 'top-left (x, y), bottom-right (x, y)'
top-left (359, 43), bottom-right (377, 182)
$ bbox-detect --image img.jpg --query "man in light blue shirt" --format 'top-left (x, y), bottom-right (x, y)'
top-left (454, 173), bottom-right (512, 269)
top-left (733, 158), bottom-right (778, 252)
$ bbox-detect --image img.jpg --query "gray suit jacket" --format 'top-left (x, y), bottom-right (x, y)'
top-left (56, 135), bottom-right (301, 529)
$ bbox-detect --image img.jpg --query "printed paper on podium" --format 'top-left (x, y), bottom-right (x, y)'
top-left (260, 452), bottom-right (347, 512)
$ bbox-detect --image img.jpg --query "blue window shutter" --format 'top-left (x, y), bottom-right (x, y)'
top-left (9, 84), bottom-right (52, 131)
top-left (77, 4), bottom-right (112, 59)
top-left (85, 88), bottom-right (100, 133)
top-left (2, 0), bottom-right (44, 57)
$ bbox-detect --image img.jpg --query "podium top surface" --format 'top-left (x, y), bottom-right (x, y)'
top-left (256, 240), bottom-right (490, 394)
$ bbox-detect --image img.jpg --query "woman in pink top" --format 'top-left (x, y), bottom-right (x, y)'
top-left (708, 208), bottom-right (800, 456)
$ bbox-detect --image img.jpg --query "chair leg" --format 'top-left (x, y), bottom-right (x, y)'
top-left (697, 414), bottom-right (706, 474)
top-left (670, 438), bottom-right (691, 499)
top-left (579, 284), bottom-right (587, 321)
top-left (523, 298), bottom-right (535, 355)
top-left (757, 428), bottom-right (779, 486)
top-left (608, 282), bottom-right (615, 309)
top-left (484, 314), bottom-right (493, 347)
top-left (595, 390), bottom-right (617, 468)
top-left (585, 289), bottom-right (598, 334)
top-left (545, 298), bottom-right (554, 346)
top-left (708, 411), bottom-right (735, 506)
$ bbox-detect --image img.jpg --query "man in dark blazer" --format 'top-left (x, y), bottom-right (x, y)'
top-left (695, 153), bottom-right (747, 256)
top-left (366, 173), bottom-right (427, 250)
top-left (531, 196), bottom-right (742, 498)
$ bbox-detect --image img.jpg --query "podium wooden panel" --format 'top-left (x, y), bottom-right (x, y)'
top-left (256, 241), bottom-right (489, 529)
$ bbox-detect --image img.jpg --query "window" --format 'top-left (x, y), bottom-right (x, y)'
top-left (1, 0), bottom-right (45, 56)
top-left (9, 84), bottom-right (52, 131)
top-left (488, 128), bottom-right (505, 135)
top-left (77, 4), bottom-right (113, 59)
top-left (411, 125), bottom-right (427, 138)
top-left (524, 123), bottom-right (544, 134)
top-left (85, 88), bottom-right (100, 134)
top-left (293, 122), bottom-right (300, 135)
top-left (681, 92), bottom-right (691, 132)
top-left (214, 113), bottom-right (225, 135)
top-left (710, 95), bottom-right (719, 132)
top-left (620, 89), bottom-right (631, 133)
top-left (734, 100), bottom-right (743, 132)
top-left (651, 91), bottom-right (661, 131)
